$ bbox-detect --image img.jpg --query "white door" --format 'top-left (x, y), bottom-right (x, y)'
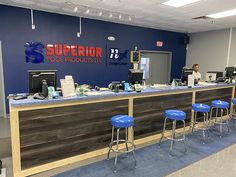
top-left (141, 52), bottom-right (171, 84)
top-left (0, 41), bottom-right (6, 118)
top-left (140, 57), bottom-right (150, 80)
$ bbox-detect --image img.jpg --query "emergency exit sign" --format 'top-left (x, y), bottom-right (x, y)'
top-left (156, 41), bottom-right (164, 47)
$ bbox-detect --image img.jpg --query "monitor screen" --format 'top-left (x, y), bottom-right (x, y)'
top-left (181, 68), bottom-right (193, 83)
top-left (28, 70), bottom-right (57, 94)
top-left (128, 69), bottom-right (143, 85)
top-left (225, 67), bottom-right (235, 78)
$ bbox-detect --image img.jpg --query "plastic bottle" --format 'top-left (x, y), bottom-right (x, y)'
top-left (48, 87), bottom-right (53, 99)
top-left (41, 80), bottom-right (48, 98)
top-left (171, 79), bottom-right (176, 88)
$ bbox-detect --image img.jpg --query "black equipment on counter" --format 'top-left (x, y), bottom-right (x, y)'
top-left (216, 77), bottom-right (227, 83)
top-left (0, 160), bottom-right (2, 174)
top-left (128, 69), bottom-right (143, 85)
top-left (28, 70), bottom-right (57, 94)
top-left (181, 68), bottom-right (193, 83)
top-left (108, 82), bottom-right (124, 93)
top-left (225, 67), bottom-right (236, 78)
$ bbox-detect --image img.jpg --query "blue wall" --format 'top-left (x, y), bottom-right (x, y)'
top-left (0, 5), bottom-right (187, 111)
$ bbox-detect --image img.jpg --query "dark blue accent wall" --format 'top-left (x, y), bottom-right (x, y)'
top-left (0, 5), bottom-right (187, 112)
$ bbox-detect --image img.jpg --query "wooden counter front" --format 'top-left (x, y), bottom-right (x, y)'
top-left (9, 84), bottom-right (236, 177)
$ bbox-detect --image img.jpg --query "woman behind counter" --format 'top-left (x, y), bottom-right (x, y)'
top-left (192, 64), bottom-right (201, 83)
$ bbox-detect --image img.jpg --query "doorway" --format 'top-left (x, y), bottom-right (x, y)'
top-left (0, 41), bottom-right (6, 118)
top-left (140, 51), bottom-right (172, 85)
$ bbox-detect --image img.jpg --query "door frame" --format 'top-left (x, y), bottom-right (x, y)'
top-left (140, 50), bottom-right (172, 83)
top-left (0, 40), bottom-right (6, 118)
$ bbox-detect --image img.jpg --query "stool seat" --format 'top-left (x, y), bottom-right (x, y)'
top-left (192, 103), bottom-right (210, 113)
top-left (232, 98), bottom-right (236, 105)
top-left (165, 110), bottom-right (186, 121)
top-left (211, 100), bottom-right (229, 109)
top-left (111, 115), bottom-right (134, 128)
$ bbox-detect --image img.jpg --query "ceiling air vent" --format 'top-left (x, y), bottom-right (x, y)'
top-left (192, 16), bottom-right (212, 20)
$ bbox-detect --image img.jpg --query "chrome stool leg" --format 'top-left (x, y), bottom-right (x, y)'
top-left (206, 112), bottom-right (210, 138)
top-left (202, 113), bottom-right (206, 142)
top-left (170, 120), bottom-right (176, 155)
top-left (125, 128), bottom-right (129, 152)
top-left (210, 107), bottom-right (217, 128)
top-left (191, 111), bottom-right (197, 134)
top-left (231, 105), bottom-right (236, 123)
top-left (182, 120), bottom-right (187, 153)
top-left (114, 128), bottom-right (120, 173)
top-left (226, 108), bottom-right (230, 133)
top-left (220, 109), bottom-right (223, 137)
top-left (159, 117), bottom-right (167, 146)
top-left (107, 126), bottom-right (115, 160)
top-left (131, 126), bottom-right (137, 168)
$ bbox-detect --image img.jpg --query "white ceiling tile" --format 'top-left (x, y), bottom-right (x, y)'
top-left (1, 0), bottom-right (236, 33)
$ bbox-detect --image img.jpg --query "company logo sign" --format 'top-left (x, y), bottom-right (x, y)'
top-left (24, 42), bottom-right (103, 64)
top-left (25, 42), bottom-right (45, 64)
top-left (109, 48), bottom-right (128, 65)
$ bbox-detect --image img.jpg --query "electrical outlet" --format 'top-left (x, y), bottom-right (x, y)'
top-left (77, 32), bottom-right (81, 37)
top-left (32, 24), bottom-right (35, 30)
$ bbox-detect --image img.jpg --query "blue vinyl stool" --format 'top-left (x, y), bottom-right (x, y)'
top-left (231, 98), bottom-right (236, 121)
top-left (159, 110), bottom-right (187, 155)
top-left (191, 103), bottom-right (211, 143)
top-left (107, 115), bottom-right (136, 172)
top-left (210, 100), bottom-right (230, 136)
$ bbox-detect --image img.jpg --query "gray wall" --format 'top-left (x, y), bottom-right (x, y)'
top-left (229, 28), bottom-right (236, 66)
top-left (0, 41), bottom-right (5, 117)
top-left (186, 28), bottom-right (236, 79)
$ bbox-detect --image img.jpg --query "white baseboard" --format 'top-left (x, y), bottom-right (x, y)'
top-left (0, 168), bottom-right (6, 177)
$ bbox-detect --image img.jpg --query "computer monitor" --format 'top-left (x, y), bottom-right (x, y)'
top-left (205, 71), bottom-right (223, 82)
top-left (225, 67), bottom-right (235, 78)
top-left (128, 69), bottom-right (143, 85)
top-left (28, 70), bottom-right (57, 94)
top-left (181, 68), bottom-right (193, 83)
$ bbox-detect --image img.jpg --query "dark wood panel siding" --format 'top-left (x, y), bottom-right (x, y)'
top-left (133, 93), bottom-right (192, 139)
top-left (19, 100), bottom-right (128, 169)
top-left (195, 88), bottom-right (233, 105)
top-left (195, 88), bottom-right (233, 117)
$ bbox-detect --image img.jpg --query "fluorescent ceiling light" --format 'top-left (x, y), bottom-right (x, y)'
top-left (74, 7), bottom-right (78, 12)
top-left (86, 9), bottom-right (90, 14)
top-left (207, 9), bottom-right (236, 18)
top-left (162, 0), bottom-right (201, 7)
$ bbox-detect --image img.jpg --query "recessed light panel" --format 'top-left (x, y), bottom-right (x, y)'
top-left (207, 9), bottom-right (236, 19)
top-left (162, 0), bottom-right (201, 7)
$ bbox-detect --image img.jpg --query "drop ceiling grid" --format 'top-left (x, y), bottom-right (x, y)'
top-left (1, 0), bottom-right (236, 33)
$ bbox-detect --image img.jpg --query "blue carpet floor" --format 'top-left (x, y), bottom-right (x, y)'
top-left (54, 124), bottom-right (236, 177)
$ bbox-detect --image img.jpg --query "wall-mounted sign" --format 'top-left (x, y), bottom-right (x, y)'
top-left (24, 42), bottom-right (103, 64)
top-left (25, 42), bottom-right (45, 64)
top-left (108, 48), bottom-right (128, 65)
top-left (156, 41), bottom-right (164, 47)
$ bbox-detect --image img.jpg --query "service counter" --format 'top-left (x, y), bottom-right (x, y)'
top-left (9, 83), bottom-right (236, 177)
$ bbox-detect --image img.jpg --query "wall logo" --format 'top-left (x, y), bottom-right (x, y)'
top-left (24, 42), bottom-right (103, 64)
top-left (25, 42), bottom-right (45, 64)
top-left (109, 48), bottom-right (128, 65)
